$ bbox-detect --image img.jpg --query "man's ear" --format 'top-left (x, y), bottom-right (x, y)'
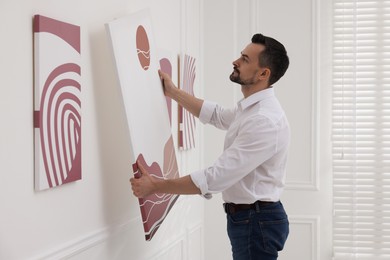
top-left (258, 68), bottom-right (271, 80)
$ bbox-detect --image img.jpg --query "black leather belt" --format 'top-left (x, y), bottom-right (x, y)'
top-left (223, 201), bottom-right (276, 214)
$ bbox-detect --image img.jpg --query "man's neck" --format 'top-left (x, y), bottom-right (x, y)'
top-left (241, 83), bottom-right (270, 98)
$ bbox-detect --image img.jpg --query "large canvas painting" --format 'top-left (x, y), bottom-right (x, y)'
top-left (178, 54), bottom-right (196, 150)
top-left (33, 15), bottom-right (82, 191)
top-left (106, 10), bottom-right (179, 241)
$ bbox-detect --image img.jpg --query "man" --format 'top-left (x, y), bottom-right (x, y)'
top-left (130, 33), bottom-right (290, 260)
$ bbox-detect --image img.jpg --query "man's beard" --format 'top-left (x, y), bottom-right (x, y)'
top-left (229, 69), bottom-right (258, 86)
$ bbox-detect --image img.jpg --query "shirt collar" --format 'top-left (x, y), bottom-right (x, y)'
top-left (238, 88), bottom-right (275, 111)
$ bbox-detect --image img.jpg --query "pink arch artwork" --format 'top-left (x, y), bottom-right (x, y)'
top-left (159, 57), bottom-right (173, 125)
top-left (33, 15), bottom-right (82, 191)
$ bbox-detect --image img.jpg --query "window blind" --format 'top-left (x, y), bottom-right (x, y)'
top-left (332, 0), bottom-right (390, 259)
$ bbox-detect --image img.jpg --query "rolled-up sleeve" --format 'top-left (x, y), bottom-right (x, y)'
top-left (199, 100), bottom-right (217, 124)
top-left (199, 100), bottom-right (236, 130)
top-left (190, 170), bottom-right (212, 199)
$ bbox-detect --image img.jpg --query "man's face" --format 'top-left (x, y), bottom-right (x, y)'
top-left (230, 43), bottom-right (265, 86)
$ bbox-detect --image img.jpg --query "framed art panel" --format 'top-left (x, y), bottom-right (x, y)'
top-left (178, 54), bottom-right (196, 150)
top-left (33, 15), bottom-right (82, 191)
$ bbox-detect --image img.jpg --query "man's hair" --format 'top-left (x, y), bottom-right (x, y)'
top-left (251, 33), bottom-right (289, 86)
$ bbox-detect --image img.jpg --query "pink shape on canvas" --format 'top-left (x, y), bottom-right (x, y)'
top-left (159, 57), bottom-right (173, 125)
top-left (136, 25), bottom-right (151, 71)
top-left (132, 136), bottom-right (179, 240)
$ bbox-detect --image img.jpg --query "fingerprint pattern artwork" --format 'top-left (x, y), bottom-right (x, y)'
top-left (106, 10), bottom-right (180, 241)
top-left (33, 15), bottom-right (81, 190)
top-left (178, 54), bottom-right (196, 150)
top-left (132, 137), bottom-right (179, 241)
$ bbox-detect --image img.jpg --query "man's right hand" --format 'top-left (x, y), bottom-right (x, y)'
top-left (158, 69), bottom-right (177, 98)
top-left (158, 69), bottom-right (204, 118)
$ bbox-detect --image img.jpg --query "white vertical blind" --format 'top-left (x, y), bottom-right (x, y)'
top-left (332, 0), bottom-right (390, 259)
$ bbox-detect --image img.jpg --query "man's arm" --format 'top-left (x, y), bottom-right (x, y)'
top-left (158, 70), bottom-right (204, 118)
top-left (129, 70), bottom-right (204, 198)
top-left (130, 162), bottom-right (201, 198)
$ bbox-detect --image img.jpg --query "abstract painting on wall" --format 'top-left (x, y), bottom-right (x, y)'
top-left (178, 54), bottom-right (196, 150)
top-left (33, 15), bottom-right (82, 191)
top-left (106, 10), bottom-right (179, 241)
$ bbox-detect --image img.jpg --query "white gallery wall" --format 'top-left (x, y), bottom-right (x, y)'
top-left (0, 0), bottom-right (204, 259)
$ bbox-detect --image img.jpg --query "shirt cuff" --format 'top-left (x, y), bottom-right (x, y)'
top-left (190, 170), bottom-right (212, 200)
top-left (199, 100), bottom-right (217, 124)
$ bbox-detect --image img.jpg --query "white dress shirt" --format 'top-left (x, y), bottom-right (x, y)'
top-left (190, 88), bottom-right (290, 203)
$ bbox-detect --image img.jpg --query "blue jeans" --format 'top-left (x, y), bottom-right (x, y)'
top-left (226, 201), bottom-right (289, 260)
